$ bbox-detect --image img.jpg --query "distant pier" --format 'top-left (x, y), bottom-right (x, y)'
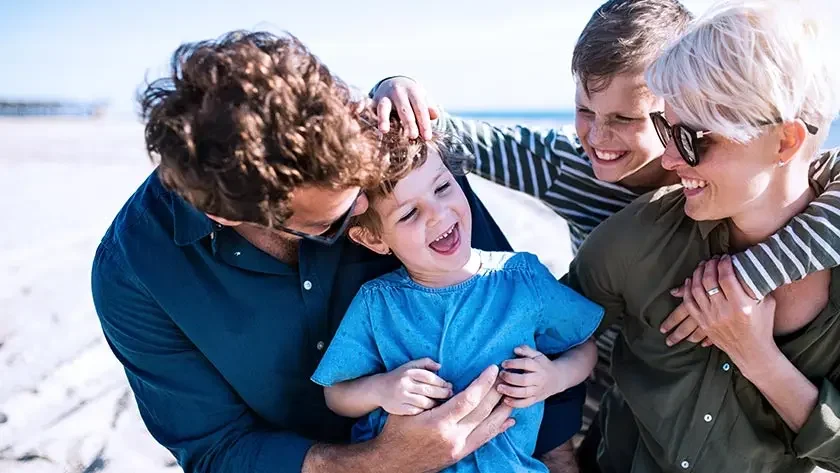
top-left (0, 100), bottom-right (108, 117)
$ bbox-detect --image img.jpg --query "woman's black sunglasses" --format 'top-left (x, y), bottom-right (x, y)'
top-left (649, 111), bottom-right (819, 167)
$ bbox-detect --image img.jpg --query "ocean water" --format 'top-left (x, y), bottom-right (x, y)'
top-left (455, 111), bottom-right (840, 149)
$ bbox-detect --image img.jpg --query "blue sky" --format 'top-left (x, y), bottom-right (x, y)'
top-left (1, 0), bottom-right (733, 113)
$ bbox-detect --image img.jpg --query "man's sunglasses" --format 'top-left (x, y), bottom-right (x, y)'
top-left (274, 112), bottom-right (381, 245)
top-left (275, 192), bottom-right (360, 245)
top-left (649, 111), bottom-right (819, 167)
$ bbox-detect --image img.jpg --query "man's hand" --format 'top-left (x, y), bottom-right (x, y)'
top-left (370, 364), bottom-right (514, 472)
top-left (374, 358), bottom-right (453, 415)
top-left (541, 440), bottom-right (580, 473)
top-left (498, 346), bottom-right (567, 408)
top-left (372, 77), bottom-right (439, 140)
top-left (304, 365), bottom-right (513, 473)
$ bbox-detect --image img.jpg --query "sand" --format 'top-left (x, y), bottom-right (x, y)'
top-left (0, 117), bottom-right (573, 473)
top-left (5, 117), bottom-right (824, 473)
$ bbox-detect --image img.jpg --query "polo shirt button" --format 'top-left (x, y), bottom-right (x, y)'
top-left (681, 460), bottom-right (690, 469)
top-left (722, 362), bottom-right (731, 371)
top-left (316, 341), bottom-right (325, 351)
top-left (704, 414), bottom-right (713, 422)
top-left (303, 280), bottom-right (313, 291)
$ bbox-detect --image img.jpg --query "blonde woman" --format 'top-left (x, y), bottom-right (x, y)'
top-left (568, 1), bottom-right (840, 471)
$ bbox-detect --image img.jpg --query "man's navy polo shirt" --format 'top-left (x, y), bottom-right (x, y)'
top-left (91, 170), bottom-right (585, 472)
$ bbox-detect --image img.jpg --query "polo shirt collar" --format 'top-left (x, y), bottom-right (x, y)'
top-left (698, 220), bottom-right (725, 240)
top-left (169, 191), bottom-right (215, 246)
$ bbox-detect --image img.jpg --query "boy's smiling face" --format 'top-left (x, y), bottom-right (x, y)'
top-left (349, 148), bottom-right (473, 282)
top-left (574, 71), bottom-right (671, 188)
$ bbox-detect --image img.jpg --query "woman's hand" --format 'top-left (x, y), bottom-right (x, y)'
top-left (675, 255), bottom-right (781, 375)
top-left (371, 77), bottom-right (439, 140)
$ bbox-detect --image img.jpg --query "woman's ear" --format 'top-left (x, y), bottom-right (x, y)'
top-left (776, 121), bottom-right (808, 166)
top-left (347, 226), bottom-right (391, 255)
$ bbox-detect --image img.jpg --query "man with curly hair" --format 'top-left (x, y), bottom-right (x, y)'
top-left (91, 31), bottom-right (585, 473)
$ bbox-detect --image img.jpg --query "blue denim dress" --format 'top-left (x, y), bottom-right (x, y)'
top-left (312, 251), bottom-right (603, 473)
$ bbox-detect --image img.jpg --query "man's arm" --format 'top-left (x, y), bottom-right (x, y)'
top-left (733, 148), bottom-right (840, 298)
top-left (92, 245), bottom-right (316, 472)
top-left (93, 245), bottom-right (513, 473)
top-left (541, 441), bottom-right (580, 473)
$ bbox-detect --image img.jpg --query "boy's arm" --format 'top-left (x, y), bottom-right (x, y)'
top-left (324, 375), bottom-right (386, 418)
top-left (546, 339), bottom-right (598, 394)
top-left (323, 358), bottom-right (452, 418)
top-left (733, 148), bottom-right (840, 298)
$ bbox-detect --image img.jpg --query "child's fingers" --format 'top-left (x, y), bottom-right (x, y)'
top-left (407, 368), bottom-right (450, 388)
top-left (501, 357), bottom-right (539, 372)
top-left (513, 345), bottom-right (542, 358)
top-left (499, 370), bottom-right (536, 387)
top-left (404, 393), bottom-right (437, 410)
top-left (497, 383), bottom-right (537, 399)
top-left (403, 358), bottom-right (441, 372)
top-left (409, 381), bottom-right (452, 400)
top-left (398, 404), bottom-right (425, 416)
top-left (504, 396), bottom-right (537, 409)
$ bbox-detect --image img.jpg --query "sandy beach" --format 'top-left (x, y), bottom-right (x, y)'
top-left (0, 117), bottom-right (575, 473)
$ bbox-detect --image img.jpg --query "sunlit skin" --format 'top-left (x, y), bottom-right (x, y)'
top-left (206, 185), bottom-right (367, 262)
top-left (574, 72), bottom-right (677, 189)
top-left (348, 149), bottom-right (480, 288)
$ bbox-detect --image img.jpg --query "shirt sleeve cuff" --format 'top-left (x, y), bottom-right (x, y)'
top-left (792, 378), bottom-right (840, 461)
top-left (252, 431), bottom-right (316, 473)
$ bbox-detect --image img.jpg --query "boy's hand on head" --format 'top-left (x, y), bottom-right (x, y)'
top-left (498, 346), bottom-right (565, 409)
top-left (372, 77), bottom-right (439, 140)
top-left (374, 358), bottom-right (453, 416)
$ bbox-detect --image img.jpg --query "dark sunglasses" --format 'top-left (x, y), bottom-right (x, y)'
top-left (275, 192), bottom-right (361, 245)
top-left (274, 112), bottom-right (382, 245)
top-left (649, 111), bottom-right (819, 167)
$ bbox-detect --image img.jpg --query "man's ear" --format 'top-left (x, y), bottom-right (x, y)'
top-left (777, 120), bottom-right (808, 167)
top-left (206, 214), bottom-right (242, 227)
top-left (347, 226), bottom-right (391, 255)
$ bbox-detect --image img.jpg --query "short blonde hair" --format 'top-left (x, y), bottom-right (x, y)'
top-left (646, 0), bottom-right (840, 144)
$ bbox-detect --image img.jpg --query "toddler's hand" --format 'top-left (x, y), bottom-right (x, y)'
top-left (498, 345), bottom-right (564, 408)
top-left (375, 358), bottom-right (453, 416)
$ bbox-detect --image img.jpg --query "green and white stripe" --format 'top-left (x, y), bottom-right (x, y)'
top-left (440, 112), bottom-right (840, 298)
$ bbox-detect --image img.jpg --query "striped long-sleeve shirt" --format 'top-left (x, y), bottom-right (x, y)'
top-left (439, 113), bottom-right (840, 298)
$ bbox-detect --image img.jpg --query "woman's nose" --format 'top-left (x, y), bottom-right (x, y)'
top-left (660, 141), bottom-right (686, 171)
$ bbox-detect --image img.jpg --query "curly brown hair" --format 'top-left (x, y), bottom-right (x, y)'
top-left (140, 31), bottom-right (387, 227)
top-left (352, 120), bottom-right (473, 233)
